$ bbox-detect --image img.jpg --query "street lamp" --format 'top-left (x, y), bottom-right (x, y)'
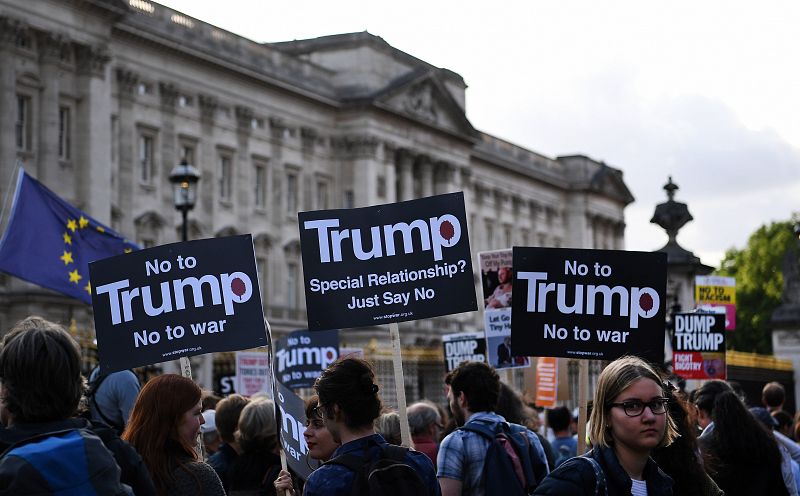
top-left (169, 159), bottom-right (201, 242)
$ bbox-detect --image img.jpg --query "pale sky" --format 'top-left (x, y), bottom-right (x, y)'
top-left (158, 0), bottom-right (800, 267)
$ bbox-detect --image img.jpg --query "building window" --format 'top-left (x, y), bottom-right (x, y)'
top-left (138, 134), bottom-right (155, 183)
top-left (58, 107), bottom-right (71, 160)
top-left (254, 163), bottom-right (267, 208)
top-left (286, 171), bottom-right (298, 214)
top-left (140, 238), bottom-right (156, 249)
top-left (376, 176), bottom-right (387, 198)
top-left (343, 190), bottom-right (354, 209)
top-left (256, 256), bottom-right (268, 301)
top-left (180, 143), bottom-right (195, 165)
top-left (15, 95), bottom-right (32, 151)
top-left (287, 262), bottom-right (298, 309)
top-left (316, 179), bottom-right (328, 210)
top-left (219, 154), bottom-right (233, 200)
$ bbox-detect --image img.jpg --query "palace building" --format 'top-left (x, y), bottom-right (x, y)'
top-left (0, 0), bottom-right (633, 403)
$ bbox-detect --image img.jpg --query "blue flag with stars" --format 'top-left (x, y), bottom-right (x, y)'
top-left (0, 170), bottom-right (138, 304)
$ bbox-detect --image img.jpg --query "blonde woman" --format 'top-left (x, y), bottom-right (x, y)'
top-left (534, 356), bottom-right (677, 496)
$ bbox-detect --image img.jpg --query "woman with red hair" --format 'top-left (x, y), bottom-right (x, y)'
top-left (123, 374), bottom-right (225, 496)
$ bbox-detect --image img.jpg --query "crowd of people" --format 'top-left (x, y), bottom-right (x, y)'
top-left (2, 315), bottom-right (800, 495)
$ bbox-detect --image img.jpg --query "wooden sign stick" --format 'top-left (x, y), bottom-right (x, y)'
top-left (389, 322), bottom-right (412, 447)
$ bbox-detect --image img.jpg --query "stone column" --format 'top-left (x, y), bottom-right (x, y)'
top-left (235, 105), bottom-right (253, 225)
top-left (198, 94), bottom-right (218, 223)
top-left (74, 45), bottom-right (112, 224)
top-left (114, 67), bottom-right (139, 236)
top-left (434, 160), bottom-right (456, 194)
top-left (0, 17), bottom-right (21, 200)
top-left (383, 142), bottom-right (397, 203)
top-left (396, 149), bottom-right (414, 201)
top-left (418, 155), bottom-right (434, 198)
top-left (37, 33), bottom-right (65, 189)
top-left (159, 82), bottom-right (179, 240)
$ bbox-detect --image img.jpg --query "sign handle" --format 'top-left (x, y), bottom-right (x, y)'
top-left (180, 356), bottom-right (206, 459)
top-left (389, 322), bottom-right (412, 447)
top-left (577, 360), bottom-right (589, 455)
top-left (278, 450), bottom-right (289, 496)
top-left (180, 356), bottom-right (192, 379)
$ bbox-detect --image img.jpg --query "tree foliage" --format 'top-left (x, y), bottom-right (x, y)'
top-left (716, 221), bottom-right (796, 354)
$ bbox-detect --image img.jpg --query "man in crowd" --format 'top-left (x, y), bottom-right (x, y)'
top-left (208, 393), bottom-right (249, 489)
top-left (764, 381), bottom-right (787, 413)
top-left (546, 406), bottom-right (577, 467)
top-left (437, 361), bottom-right (549, 496)
top-left (303, 357), bottom-right (439, 495)
top-left (87, 367), bottom-right (140, 434)
top-left (0, 316), bottom-right (154, 494)
top-left (200, 409), bottom-right (221, 457)
top-left (408, 401), bottom-right (443, 469)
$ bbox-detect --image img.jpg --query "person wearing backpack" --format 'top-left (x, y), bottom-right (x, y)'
top-left (437, 361), bottom-right (549, 496)
top-left (303, 357), bottom-right (440, 496)
top-left (87, 366), bottom-right (140, 435)
top-left (533, 356), bottom-right (677, 496)
top-left (546, 406), bottom-right (577, 468)
top-left (0, 316), bottom-right (134, 495)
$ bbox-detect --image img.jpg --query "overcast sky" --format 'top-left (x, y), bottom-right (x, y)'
top-left (158, 0), bottom-right (800, 267)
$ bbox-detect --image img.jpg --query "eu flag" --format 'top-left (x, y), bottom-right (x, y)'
top-left (0, 170), bottom-right (138, 304)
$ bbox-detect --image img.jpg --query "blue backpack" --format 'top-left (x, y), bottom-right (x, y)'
top-left (459, 419), bottom-right (548, 495)
top-left (0, 428), bottom-right (130, 495)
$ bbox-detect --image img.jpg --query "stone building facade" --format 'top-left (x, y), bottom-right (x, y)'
top-left (0, 0), bottom-right (633, 403)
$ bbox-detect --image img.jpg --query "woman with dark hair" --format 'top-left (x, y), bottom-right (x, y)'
top-left (534, 356), bottom-right (677, 495)
top-left (496, 381), bottom-right (556, 469)
top-left (651, 385), bottom-right (723, 496)
top-left (123, 374), bottom-right (225, 496)
top-left (693, 379), bottom-right (788, 496)
top-left (274, 395), bottom-right (340, 495)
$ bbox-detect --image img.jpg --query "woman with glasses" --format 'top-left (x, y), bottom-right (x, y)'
top-left (693, 379), bottom-right (789, 496)
top-left (534, 355), bottom-right (677, 495)
top-left (274, 396), bottom-right (340, 495)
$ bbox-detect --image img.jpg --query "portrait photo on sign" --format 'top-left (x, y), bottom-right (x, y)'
top-left (480, 249), bottom-right (513, 309)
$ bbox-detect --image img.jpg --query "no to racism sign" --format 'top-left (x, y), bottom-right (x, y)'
top-left (695, 275), bottom-right (736, 330)
top-left (672, 313), bottom-right (726, 379)
top-left (442, 331), bottom-right (486, 372)
top-left (89, 235), bottom-right (267, 372)
top-left (298, 192), bottom-right (477, 330)
top-left (276, 329), bottom-right (339, 389)
top-left (511, 247), bottom-right (667, 364)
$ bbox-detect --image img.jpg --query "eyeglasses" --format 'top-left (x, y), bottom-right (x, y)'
top-left (609, 398), bottom-right (669, 417)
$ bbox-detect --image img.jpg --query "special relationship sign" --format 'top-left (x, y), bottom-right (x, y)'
top-left (298, 193), bottom-right (477, 330)
top-left (511, 247), bottom-right (667, 363)
top-left (90, 235), bottom-right (267, 372)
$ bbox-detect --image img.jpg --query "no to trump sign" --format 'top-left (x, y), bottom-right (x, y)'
top-left (511, 247), bottom-right (667, 364)
top-left (298, 193), bottom-right (477, 330)
top-left (90, 235), bottom-right (267, 372)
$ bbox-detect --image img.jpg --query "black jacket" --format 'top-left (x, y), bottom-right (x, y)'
top-left (0, 418), bottom-right (156, 496)
top-left (533, 445), bottom-right (673, 496)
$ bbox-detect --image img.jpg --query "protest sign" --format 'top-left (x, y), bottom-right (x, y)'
top-left (276, 329), bottom-right (339, 389)
top-left (215, 374), bottom-right (237, 395)
top-left (442, 331), bottom-right (486, 372)
top-left (275, 380), bottom-right (314, 481)
top-left (535, 357), bottom-right (558, 408)
top-left (480, 249), bottom-right (530, 370)
top-left (511, 247), bottom-right (667, 364)
top-left (236, 351), bottom-right (272, 397)
top-left (695, 275), bottom-right (736, 330)
top-left (89, 235), bottom-right (267, 372)
top-left (672, 313), bottom-right (726, 379)
top-left (298, 192), bottom-right (476, 330)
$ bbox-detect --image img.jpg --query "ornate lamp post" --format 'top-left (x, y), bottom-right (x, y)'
top-left (168, 159), bottom-right (201, 242)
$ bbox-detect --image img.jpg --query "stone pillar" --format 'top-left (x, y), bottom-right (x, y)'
top-left (114, 67), bottom-right (139, 236)
top-left (418, 155), bottom-right (434, 198)
top-left (0, 17), bottom-right (21, 202)
top-left (74, 45), bottom-right (112, 224)
top-left (37, 33), bottom-right (65, 189)
top-left (396, 149), bottom-right (414, 201)
top-left (235, 105), bottom-right (253, 226)
top-left (159, 81), bottom-right (179, 240)
top-left (198, 94), bottom-right (218, 222)
top-left (383, 142), bottom-right (397, 203)
top-left (564, 191), bottom-right (590, 249)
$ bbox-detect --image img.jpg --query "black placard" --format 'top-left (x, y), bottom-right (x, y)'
top-left (511, 247), bottom-right (667, 363)
top-left (89, 235), bottom-right (267, 372)
top-left (276, 380), bottom-right (314, 481)
top-left (298, 193), bottom-right (477, 330)
top-left (442, 332), bottom-right (487, 372)
top-left (276, 329), bottom-right (339, 389)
